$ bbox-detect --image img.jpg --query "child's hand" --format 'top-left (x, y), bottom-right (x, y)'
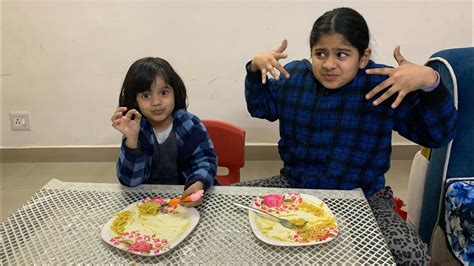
top-left (180, 181), bottom-right (204, 208)
top-left (365, 46), bottom-right (438, 108)
top-left (111, 107), bottom-right (142, 147)
top-left (250, 39), bottom-right (291, 84)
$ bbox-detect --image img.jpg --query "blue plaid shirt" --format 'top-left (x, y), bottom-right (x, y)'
top-left (245, 59), bottom-right (458, 196)
top-left (116, 109), bottom-right (217, 190)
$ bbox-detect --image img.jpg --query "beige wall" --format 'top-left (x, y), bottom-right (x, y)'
top-left (2, 0), bottom-right (472, 148)
top-left (1, 1), bottom-right (3, 147)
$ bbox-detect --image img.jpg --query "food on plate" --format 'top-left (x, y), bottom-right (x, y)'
top-left (252, 193), bottom-right (338, 243)
top-left (108, 197), bottom-right (191, 255)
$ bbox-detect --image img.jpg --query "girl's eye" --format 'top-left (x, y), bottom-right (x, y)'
top-left (314, 51), bottom-right (326, 58)
top-left (160, 90), bottom-right (169, 96)
top-left (140, 92), bottom-right (151, 99)
top-left (337, 52), bottom-right (349, 58)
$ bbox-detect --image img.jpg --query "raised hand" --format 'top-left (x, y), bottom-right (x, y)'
top-left (365, 46), bottom-right (438, 108)
top-left (111, 107), bottom-right (142, 148)
top-left (250, 39), bottom-right (291, 84)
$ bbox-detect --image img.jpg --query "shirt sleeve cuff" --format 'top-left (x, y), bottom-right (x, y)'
top-left (245, 60), bottom-right (263, 84)
top-left (420, 71), bottom-right (440, 92)
top-left (122, 138), bottom-right (143, 156)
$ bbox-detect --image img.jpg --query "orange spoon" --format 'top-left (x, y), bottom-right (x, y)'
top-left (167, 190), bottom-right (204, 206)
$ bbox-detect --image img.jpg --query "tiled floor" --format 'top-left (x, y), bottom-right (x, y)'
top-left (1, 160), bottom-right (411, 222)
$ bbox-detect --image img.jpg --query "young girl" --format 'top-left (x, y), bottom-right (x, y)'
top-left (240, 7), bottom-right (457, 264)
top-left (111, 57), bottom-right (217, 207)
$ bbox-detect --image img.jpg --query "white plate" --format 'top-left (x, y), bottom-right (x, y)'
top-left (248, 193), bottom-right (338, 246)
top-left (101, 200), bottom-right (199, 256)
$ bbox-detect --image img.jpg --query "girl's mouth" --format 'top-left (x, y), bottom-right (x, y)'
top-left (151, 109), bottom-right (165, 115)
top-left (322, 74), bottom-right (338, 81)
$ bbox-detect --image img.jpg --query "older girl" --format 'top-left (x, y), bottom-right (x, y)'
top-left (240, 7), bottom-right (457, 264)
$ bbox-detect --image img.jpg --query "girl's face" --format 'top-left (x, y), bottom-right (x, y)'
top-left (136, 75), bottom-right (175, 131)
top-left (311, 33), bottom-right (371, 90)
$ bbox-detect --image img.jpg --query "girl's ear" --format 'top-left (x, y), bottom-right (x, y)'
top-left (359, 48), bottom-right (371, 69)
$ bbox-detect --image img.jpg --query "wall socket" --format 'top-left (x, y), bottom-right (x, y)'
top-left (10, 111), bottom-right (31, 131)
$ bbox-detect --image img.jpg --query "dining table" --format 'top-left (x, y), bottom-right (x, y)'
top-left (1, 178), bottom-right (395, 264)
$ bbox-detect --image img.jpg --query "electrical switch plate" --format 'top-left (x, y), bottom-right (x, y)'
top-left (9, 111), bottom-right (31, 131)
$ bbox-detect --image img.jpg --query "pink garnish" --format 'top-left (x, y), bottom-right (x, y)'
top-left (150, 197), bottom-right (167, 205)
top-left (189, 190), bottom-right (204, 202)
top-left (128, 241), bottom-right (152, 253)
top-left (262, 194), bottom-right (284, 207)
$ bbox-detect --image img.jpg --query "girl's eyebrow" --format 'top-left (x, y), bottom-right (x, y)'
top-left (336, 48), bottom-right (352, 52)
top-left (313, 47), bottom-right (352, 52)
top-left (321, 47), bottom-right (352, 53)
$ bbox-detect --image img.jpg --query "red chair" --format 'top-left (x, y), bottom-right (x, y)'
top-left (202, 119), bottom-right (245, 185)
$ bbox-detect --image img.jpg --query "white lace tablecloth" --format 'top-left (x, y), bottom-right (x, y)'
top-left (1, 178), bottom-right (395, 264)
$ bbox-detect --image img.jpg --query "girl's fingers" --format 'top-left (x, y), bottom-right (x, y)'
top-left (261, 69), bottom-right (267, 84)
top-left (365, 67), bottom-right (393, 76)
top-left (111, 107), bottom-right (127, 122)
top-left (275, 53), bottom-right (288, 60)
top-left (125, 109), bottom-right (137, 120)
top-left (390, 91), bottom-right (406, 109)
top-left (134, 111), bottom-right (142, 122)
top-left (365, 78), bottom-right (392, 100)
top-left (393, 46), bottom-right (412, 66)
top-left (372, 86), bottom-right (398, 106)
top-left (111, 113), bottom-right (122, 122)
top-left (269, 68), bottom-right (279, 80)
top-left (393, 46), bottom-right (404, 65)
top-left (274, 39), bottom-right (288, 53)
top-left (273, 62), bottom-right (290, 79)
top-left (112, 118), bottom-right (122, 128)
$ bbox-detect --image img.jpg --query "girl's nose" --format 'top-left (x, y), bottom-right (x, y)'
top-left (322, 57), bottom-right (336, 69)
top-left (151, 95), bottom-right (161, 106)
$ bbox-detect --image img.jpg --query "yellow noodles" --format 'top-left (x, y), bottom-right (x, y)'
top-left (137, 201), bottom-right (161, 216)
top-left (111, 211), bottom-right (133, 235)
top-left (298, 201), bottom-right (324, 217)
top-left (289, 218), bottom-right (306, 227)
top-left (299, 215), bottom-right (337, 242)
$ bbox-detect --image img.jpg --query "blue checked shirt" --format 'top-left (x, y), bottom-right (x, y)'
top-left (245, 59), bottom-right (458, 196)
top-left (116, 109), bottom-right (217, 190)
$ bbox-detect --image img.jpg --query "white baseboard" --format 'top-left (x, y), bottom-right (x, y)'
top-left (1, 143), bottom-right (419, 163)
